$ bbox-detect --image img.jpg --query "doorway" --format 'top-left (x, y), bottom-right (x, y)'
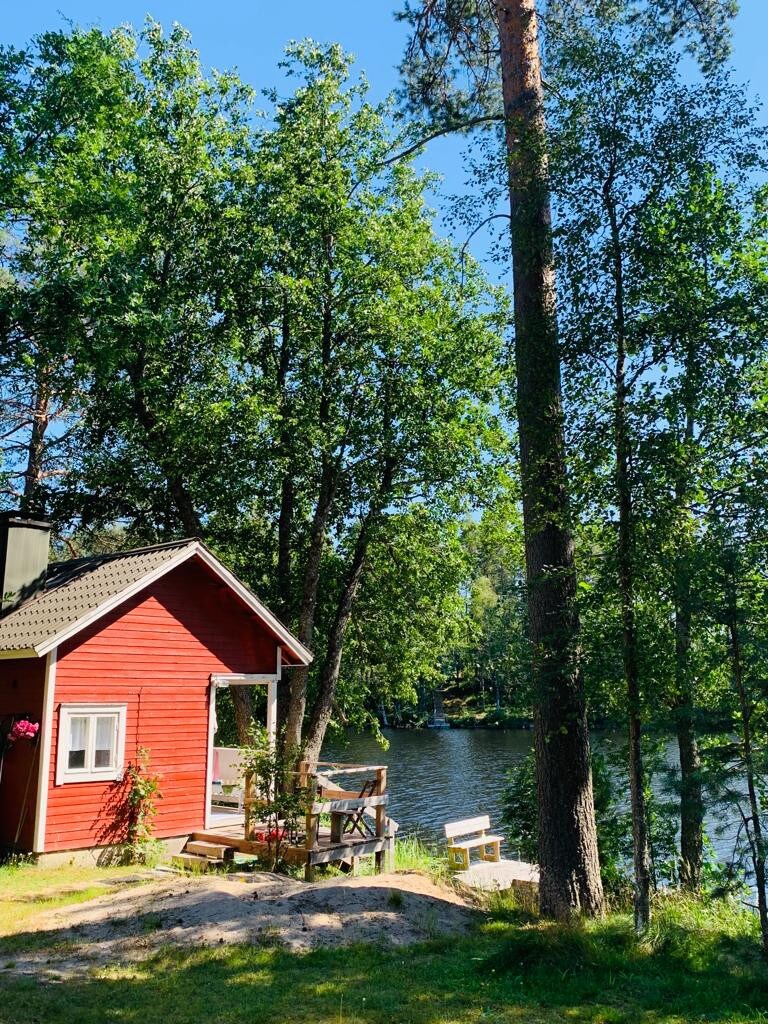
top-left (205, 673), bottom-right (278, 830)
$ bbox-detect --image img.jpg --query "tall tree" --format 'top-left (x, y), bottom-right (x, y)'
top-left (397, 0), bottom-right (738, 920)
top-left (4, 30), bottom-right (506, 756)
top-left (218, 44), bottom-right (506, 762)
top-left (548, 5), bottom-right (760, 921)
top-left (399, 0), bottom-right (606, 919)
top-left (0, 28), bottom-right (134, 517)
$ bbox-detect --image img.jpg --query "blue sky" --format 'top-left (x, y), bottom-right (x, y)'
top-left (3, 1), bottom-right (766, 254)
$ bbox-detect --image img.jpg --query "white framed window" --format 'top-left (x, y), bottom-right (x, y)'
top-left (55, 704), bottom-right (127, 784)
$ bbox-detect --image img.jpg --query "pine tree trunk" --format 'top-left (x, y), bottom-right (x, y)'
top-left (496, 0), bottom-right (603, 919)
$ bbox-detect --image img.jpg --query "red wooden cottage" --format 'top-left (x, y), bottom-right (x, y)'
top-left (0, 513), bottom-right (312, 861)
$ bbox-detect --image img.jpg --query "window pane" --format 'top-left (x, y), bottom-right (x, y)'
top-left (94, 716), bottom-right (116, 768)
top-left (68, 716), bottom-right (88, 769)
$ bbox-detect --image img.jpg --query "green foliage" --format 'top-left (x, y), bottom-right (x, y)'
top-left (500, 752), bottom-right (538, 864)
top-left (122, 747), bottom-right (162, 866)
top-left (237, 724), bottom-right (309, 870)
top-left (501, 745), bottom-right (679, 898)
top-left (0, 24), bottom-right (507, 748)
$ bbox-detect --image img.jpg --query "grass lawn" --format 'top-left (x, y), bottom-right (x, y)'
top-left (0, 861), bottom-right (150, 952)
top-left (1, 861), bottom-right (767, 1023)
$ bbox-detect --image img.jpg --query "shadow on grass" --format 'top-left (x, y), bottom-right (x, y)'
top-left (0, 898), bottom-right (766, 1023)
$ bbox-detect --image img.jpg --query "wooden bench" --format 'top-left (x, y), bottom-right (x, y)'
top-left (444, 815), bottom-right (503, 872)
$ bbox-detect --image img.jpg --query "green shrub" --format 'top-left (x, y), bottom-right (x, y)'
top-left (123, 747), bottom-right (162, 866)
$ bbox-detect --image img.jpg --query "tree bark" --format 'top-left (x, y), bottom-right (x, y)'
top-left (167, 475), bottom-right (202, 537)
top-left (674, 355), bottom-right (703, 890)
top-left (606, 189), bottom-right (651, 932)
top-left (230, 686), bottom-right (255, 746)
top-left (284, 295), bottom-right (338, 750)
top-left (302, 520), bottom-right (372, 765)
top-left (496, 0), bottom-right (603, 919)
top-left (275, 302), bottom-right (296, 733)
top-left (126, 348), bottom-right (203, 538)
top-left (19, 383), bottom-right (50, 516)
top-left (726, 572), bottom-right (768, 957)
top-left (674, 545), bottom-right (703, 890)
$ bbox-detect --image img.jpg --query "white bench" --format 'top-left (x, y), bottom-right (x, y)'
top-left (444, 815), bottom-right (503, 872)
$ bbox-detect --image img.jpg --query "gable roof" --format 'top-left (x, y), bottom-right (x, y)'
top-left (0, 539), bottom-right (312, 665)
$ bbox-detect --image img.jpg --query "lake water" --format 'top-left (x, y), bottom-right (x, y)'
top-left (322, 727), bottom-right (741, 865)
top-left (323, 727), bottom-right (532, 845)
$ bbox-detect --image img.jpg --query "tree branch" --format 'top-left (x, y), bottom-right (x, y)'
top-left (380, 114), bottom-right (503, 166)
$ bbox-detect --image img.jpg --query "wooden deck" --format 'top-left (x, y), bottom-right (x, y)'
top-left (199, 760), bottom-right (395, 880)
top-left (193, 820), bottom-right (394, 877)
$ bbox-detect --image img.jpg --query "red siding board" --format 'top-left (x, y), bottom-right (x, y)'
top-left (43, 557), bottom-right (280, 852)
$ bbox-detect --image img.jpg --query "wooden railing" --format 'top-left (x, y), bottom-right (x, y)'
top-left (240, 759), bottom-right (392, 879)
top-left (299, 761), bottom-right (389, 864)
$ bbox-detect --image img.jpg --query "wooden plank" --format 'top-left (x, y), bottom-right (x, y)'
top-left (444, 815), bottom-right (491, 839)
top-left (309, 836), bottom-right (390, 865)
top-left (191, 831), bottom-right (308, 865)
top-left (316, 788), bottom-right (363, 800)
top-left (450, 834), bottom-right (504, 851)
top-left (311, 794), bottom-right (388, 814)
top-left (186, 840), bottom-right (235, 860)
top-left (375, 767), bottom-right (387, 847)
top-left (172, 852), bottom-right (225, 871)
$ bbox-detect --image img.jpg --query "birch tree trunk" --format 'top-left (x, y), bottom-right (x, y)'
top-left (674, 352), bottom-right (703, 889)
top-left (726, 573), bottom-right (768, 957)
top-left (606, 192), bottom-right (651, 932)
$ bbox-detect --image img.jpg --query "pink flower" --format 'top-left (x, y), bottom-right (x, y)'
top-left (9, 719), bottom-right (39, 743)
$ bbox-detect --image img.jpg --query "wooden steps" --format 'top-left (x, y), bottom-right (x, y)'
top-left (173, 837), bottom-right (237, 872)
top-left (186, 840), bottom-right (235, 861)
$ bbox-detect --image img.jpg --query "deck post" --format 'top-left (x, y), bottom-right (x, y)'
top-left (304, 774), bottom-right (318, 882)
top-left (243, 770), bottom-right (254, 840)
top-left (266, 648), bottom-right (280, 743)
top-left (374, 767), bottom-right (387, 873)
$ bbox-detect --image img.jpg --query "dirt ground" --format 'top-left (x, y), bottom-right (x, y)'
top-left (6, 870), bottom-right (481, 978)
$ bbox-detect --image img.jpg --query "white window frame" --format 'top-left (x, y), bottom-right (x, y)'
top-left (55, 704), bottom-right (127, 785)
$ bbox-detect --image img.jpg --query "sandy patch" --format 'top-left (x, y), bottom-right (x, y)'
top-left (3, 870), bottom-right (480, 978)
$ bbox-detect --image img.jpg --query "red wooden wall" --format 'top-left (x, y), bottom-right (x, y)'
top-left (44, 558), bottom-right (279, 852)
top-left (0, 657), bottom-right (45, 849)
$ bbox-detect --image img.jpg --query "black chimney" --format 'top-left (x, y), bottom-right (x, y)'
top-left (0, 512), bottom-right (52, 613)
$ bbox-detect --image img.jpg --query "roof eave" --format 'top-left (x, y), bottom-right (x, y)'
top-left (0, 647), bottom-right (39, 659)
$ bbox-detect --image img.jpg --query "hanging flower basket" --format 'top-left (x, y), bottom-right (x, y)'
top-left (8, 719), bottom-right (39, 744)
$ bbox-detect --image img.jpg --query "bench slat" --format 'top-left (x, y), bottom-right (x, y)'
top-left (444, 815), bottom-right (491, 839)
top-left (450, 834), bottom-right (503, 851)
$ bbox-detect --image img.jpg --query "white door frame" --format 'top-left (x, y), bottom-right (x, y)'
top-left (204, 648), bottom-right (281, 829)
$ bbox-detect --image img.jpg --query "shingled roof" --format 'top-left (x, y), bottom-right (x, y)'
top-left (0, 539), bottom-right (312, 665)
